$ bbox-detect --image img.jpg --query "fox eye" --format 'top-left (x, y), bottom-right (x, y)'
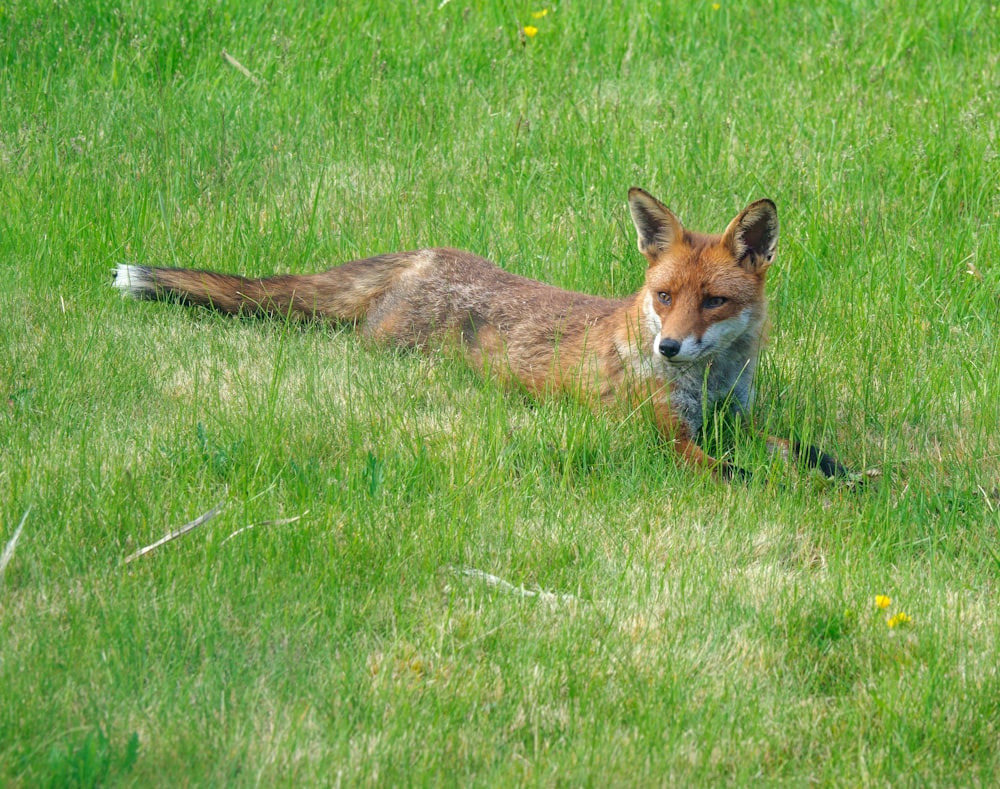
top-left (657, 292), bottom-right (671, 306)
top-left (703, 296), bottom-right (727, 309)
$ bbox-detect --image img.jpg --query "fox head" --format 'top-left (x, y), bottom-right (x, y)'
top-left (628, 188), bottom-right (777, 367)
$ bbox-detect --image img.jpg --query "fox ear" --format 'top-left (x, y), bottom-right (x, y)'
top-left (723, 199), bottom-right (778, 269)
top-left (628, 188), bottom-right (684, 257)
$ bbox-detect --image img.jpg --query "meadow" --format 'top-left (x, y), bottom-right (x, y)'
top-left (1, 0), bottom-right (998, 784)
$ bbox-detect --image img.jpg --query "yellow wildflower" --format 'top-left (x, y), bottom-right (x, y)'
top-left (522, 25), bottom-right (538, 38)
top-left (531, 9), bottom-right (549, 18)
top-left (712, 3), bottom-right (721, 9)
top-left (875, 595), bottom-right (891, 609)
top-left (887, 612), bottom-right (912, 628)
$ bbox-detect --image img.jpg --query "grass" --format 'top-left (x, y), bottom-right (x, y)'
top-left (2, 0), bottom-right (999, 784)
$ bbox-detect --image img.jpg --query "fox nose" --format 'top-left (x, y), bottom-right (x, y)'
top-left (658, 338), bottom-right (682, 358)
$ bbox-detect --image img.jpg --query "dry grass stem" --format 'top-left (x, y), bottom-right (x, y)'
top-left (221, 49), bottom-right (264, 85)
top-left (124, 501), bottom-right (226, 564)
top-left (221, 511), bottom-right (310, 545)
top-left (0, 507), bottom-right (30, 585)
top-left (451, 566), bottom-right (578, 604)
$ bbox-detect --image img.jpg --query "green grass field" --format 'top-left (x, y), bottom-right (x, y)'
top-left (2, 0), bottom-right (999, 784)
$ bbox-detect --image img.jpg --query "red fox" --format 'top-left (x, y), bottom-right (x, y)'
top-left (114, 187), bottom-right (851, 480)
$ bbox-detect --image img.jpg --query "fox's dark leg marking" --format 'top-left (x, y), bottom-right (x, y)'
top-left (765, 436), bottom-right (854, 479)
top-left (790, 440), bottom-right (852, 478)
top-left (719, 462), bottom-right (753, 484)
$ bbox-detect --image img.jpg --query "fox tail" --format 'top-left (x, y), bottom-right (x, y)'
top-left (113, 254), bottom-right (412, 323)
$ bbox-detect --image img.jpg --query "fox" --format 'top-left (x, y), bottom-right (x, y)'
top-left (113, 187), bottom-right (852, 481)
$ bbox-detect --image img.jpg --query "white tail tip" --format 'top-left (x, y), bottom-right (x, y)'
top-left (113, 263), bottom-right (155, 298)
